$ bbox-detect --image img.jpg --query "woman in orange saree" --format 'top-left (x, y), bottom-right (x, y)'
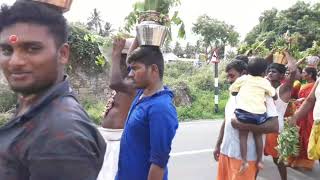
top-left (288, 67), bottom-right (317, 170)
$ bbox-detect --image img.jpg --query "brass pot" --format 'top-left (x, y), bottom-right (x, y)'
top-left (33, 0), bottom-right (73, 12)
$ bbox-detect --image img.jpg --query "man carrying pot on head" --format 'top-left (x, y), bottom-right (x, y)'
top-left (97, 38), bottom-right (136, 180)
top-left (0, 1), bottom-right (106, 179)
top-left (115, 41), bottom-right (179, 180)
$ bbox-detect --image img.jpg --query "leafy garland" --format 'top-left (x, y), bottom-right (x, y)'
top-left (276, 121), bottom-right (300, 164)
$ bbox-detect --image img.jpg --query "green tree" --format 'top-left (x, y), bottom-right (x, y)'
top-left (245, 2), bottom-right (320, 51)
top-left (162, 40), bottom-right (172, 53)
top-left (87, 8), bottom-right (103, 34)
top-left (184, 42), bottom-right (196, 58)
top-left (173, 41), bottom-right (184, 57)
top-left (192, 14), bottom-right (239, 59)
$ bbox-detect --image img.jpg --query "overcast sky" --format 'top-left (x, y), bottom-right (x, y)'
top-left (1, 0), bottom-right (318, 44)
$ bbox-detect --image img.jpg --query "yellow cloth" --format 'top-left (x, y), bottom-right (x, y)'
top-left (308, 121), bottom-right (320, 160)
top-left (229, 75), bottom-right (276, 114)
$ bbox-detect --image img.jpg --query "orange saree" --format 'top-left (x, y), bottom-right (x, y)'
top-left (288, 82), bottom-right (315, 169)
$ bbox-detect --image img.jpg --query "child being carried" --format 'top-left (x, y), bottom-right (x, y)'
top-left (229, 57), bottom-right (276, 173)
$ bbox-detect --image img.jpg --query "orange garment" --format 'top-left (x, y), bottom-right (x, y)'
top-left (291, 80), bottom-right (302, 99)
top-left (217, 154), bottom-right (258, 180)
top-left (288, 82), bottom-right (315, 169)
top-left (284, 80), bottom-right (301, 117)
top-left (264, 133), bottom-right (279, 158)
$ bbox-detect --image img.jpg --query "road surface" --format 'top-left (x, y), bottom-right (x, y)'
top-left (168, 120), bottom-right (320, 180)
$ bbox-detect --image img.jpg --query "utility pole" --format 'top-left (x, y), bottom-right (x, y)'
top-left (210, 48), bottom-right (219, 113)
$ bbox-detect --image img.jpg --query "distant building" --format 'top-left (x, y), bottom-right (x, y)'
top-left (163, 53), bottom-right (197, 64)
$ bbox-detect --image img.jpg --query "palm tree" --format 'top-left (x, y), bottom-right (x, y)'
top-left (87, 8), bottom-right (103, 34)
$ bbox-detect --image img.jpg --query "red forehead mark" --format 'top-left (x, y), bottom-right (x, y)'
top-left (9, 35), bottom-right (18, 44)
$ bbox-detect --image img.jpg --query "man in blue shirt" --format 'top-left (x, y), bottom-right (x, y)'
top-left (115, 39), bottom-right (179, 180)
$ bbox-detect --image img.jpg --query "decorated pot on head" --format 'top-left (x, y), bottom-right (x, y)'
top-left (273, 51), bottom-right (288, 65)
top-left (136, 11), bottom-right (168, 47)
top-left (306, 56), bottom-right (320, 69)
top-left (32, 0), bottom-right (73, 12)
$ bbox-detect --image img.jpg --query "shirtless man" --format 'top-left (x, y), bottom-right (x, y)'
top-left (97, 38), bottom-right (136, 180)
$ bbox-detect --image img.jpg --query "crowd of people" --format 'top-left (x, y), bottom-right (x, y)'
top-left (0, 1), bottom-right (320, 180)
top-left (215, 53), bottom-right (320, 180)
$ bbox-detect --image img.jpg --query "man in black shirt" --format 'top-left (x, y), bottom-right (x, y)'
top-left (0, 1), bottom-right (106, 179)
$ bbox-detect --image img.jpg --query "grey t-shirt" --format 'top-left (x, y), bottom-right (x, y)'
top-left (0, 79), bottom-right (106, 180)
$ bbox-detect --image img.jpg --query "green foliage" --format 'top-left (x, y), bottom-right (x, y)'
top-left (124, 0), bottom-right (185, 39)
top-left (244, 1), bottom-right (320, 53)
top-left (68, 24), bottom-right (109, 74)
top-left (0, 113), bottom-right (11, 127)
top-left (0, 89), bottom-right (16, 113)
top-left (276, 121), bottom-right (300, 164)
top-left (164, 62), bottom-right (228, 121)
top-left (192, 14), bottom-right (240, 59)
top-left (82, 99), bottom-right (105, 125)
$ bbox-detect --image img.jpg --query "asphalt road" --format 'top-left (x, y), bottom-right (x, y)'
top-left (168, 120), bottom-right (320, 180)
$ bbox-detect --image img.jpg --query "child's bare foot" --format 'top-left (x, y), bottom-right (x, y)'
top-left (239, 161), bottom-right (249, 174)
top-left (257, 161), bottom-right (264, 170)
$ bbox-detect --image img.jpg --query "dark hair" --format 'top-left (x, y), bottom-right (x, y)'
top-left (127, 46), bottom-right (164, 79)
top-left (235, 55), bottom-right (249, 64)
top-left (225, 60), bottom-right (248, 74)
top-left (267, 63), bottom-right (286, 74)
top-left (247, 57), bottom-right (268, 76)
top-left (304, 67), bottom-right (317, 81)
top-left (0, 1), bottom-right (68, 47)
top-left (297, 66), bottom-right (303, 74)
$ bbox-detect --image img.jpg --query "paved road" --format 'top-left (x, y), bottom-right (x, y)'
top-left (168, 120), bottom-right (320, 180)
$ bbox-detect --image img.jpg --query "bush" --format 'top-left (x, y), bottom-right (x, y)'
top-left (164, 62), bottom-right (229, 121)
top-left (81, 99), bottom-right (105, 125)
top-left (0, 89), bottom-right (17, 113)
top-left (0, 113), bottom-right (11, 126)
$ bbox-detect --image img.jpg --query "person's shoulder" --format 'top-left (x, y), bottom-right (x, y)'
top-left (45, 95), bottom-right (94, 130)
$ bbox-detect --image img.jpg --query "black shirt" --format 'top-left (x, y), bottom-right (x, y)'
top-left (0, 78), bottom-right (106, 180)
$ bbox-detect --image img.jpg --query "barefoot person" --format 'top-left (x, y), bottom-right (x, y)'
top-left (229, 57), bottom-right (276, 173)
top-left (215, 60), bottom-right (279, 180)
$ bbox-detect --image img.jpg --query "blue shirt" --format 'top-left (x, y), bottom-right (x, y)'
top-left (116, 87), bottom-right (178, 180)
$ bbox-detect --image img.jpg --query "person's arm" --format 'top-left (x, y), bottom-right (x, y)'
top-left (109, 38), bottom-right (135, 95)
top-left (148, 102), bottom-right (178, 180)
top-left (279, 51), bottom-right (297, 103)
top-left (213, 120), bottom-right (225, 161)
top-left (27, 122), bottom-right (105, 180)
top-left (231, 96), bottom-right (279, 133)
top-left (231, 116), bottom-right (278, 133)
top-left (290, 80), bottom-right (319, 124)
top-left (148, 164), bottom-right (164, 180)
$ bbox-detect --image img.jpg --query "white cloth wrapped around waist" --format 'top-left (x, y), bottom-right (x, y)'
top-left (98, 127), bottom-right (123, 141)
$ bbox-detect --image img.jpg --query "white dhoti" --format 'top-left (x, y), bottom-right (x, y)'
top-left (97, 127), bottom-right (123, 180)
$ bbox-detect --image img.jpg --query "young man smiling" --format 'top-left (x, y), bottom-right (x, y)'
top-left (0, 1), bottom-right (105, 179)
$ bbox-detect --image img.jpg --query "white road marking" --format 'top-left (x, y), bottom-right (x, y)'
top-left (170, 149), bottom-right (213, 157)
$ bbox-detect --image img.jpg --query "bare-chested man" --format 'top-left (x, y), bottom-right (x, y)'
top-left (97, 38), bottom-right (137, 180)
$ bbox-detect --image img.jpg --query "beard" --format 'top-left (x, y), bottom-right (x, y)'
top-left (10, 79), bottom-right (54, 96)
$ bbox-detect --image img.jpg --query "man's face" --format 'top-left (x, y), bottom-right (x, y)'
top-left (127, 61), bottom-right (151, 89)
top-left (0, 23), bottom-right (68, 95)
top-left (226, 68), bottom-right (242, 84)
top-left (267, 68), bottom-right (283, 81)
